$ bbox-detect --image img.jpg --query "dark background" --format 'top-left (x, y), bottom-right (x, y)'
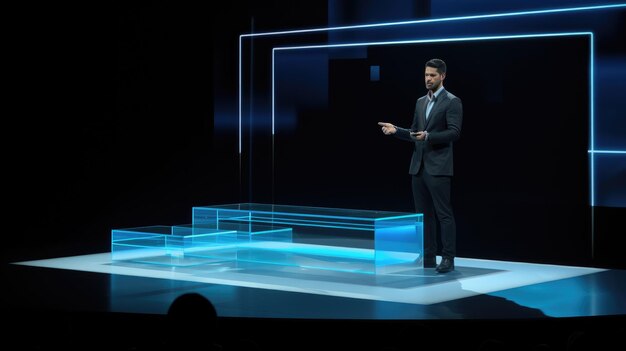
top-left (4, 1), bottom-right (625, 269)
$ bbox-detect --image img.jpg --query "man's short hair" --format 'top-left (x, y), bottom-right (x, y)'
top-left (425, 58), bottom-right (447, 75)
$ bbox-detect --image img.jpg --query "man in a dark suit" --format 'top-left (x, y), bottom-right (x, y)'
top-left (378, 58), bottom-right (462, 273)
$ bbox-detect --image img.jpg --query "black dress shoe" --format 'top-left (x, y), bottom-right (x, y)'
top-left (436, 257), bottom-right (454, 273)
top-left (415, 255), bottom-right (437, 268)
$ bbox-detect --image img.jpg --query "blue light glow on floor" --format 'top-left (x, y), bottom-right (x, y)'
top-left (14, 253), bottom-right (604, 310)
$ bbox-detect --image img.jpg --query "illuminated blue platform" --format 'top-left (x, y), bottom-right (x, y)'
top-left (112, 203), bottom-right (423, 273)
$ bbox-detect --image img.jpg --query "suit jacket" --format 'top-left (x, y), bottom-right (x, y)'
top-left (395, 89), bottom-right (463, 176)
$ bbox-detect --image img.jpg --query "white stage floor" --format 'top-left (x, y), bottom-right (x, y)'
top-left (11, 252), bottom-right (622, 319)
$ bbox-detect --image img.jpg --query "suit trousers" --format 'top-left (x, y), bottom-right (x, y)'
top-left (412, 167), bottom-right (456, 259)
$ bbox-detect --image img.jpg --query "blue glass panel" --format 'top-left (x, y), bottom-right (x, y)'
top-left (113, 204), bottom-right (422, 273)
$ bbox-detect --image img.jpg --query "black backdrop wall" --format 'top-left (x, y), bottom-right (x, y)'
top-left (5, 1), bottom-right (624, 269)
top-left (5, 1), bottom-right (327, 262)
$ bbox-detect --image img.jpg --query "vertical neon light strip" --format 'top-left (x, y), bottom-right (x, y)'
top-left (590, 32), bottom-right (595, 207)
top-left (272, 49), bottom-right (275, 135)
top-left (271, 50), bottom-right (276, 202)
top-left (590, 32), bottom-right (595, 259)
top-left (239, 36), bottom-right (242, 153)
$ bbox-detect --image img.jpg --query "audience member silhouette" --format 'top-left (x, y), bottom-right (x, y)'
top-left (164, 292), bottom-right (221, 350)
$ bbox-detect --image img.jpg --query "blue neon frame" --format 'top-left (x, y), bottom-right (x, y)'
top-left (237, 3), bottom-right (626, 209)
top-left (270, 32), bottom-right (594, 203)
top-left (238, 3), bottom-right (626, 153)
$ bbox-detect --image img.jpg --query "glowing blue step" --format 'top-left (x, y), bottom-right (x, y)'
top-left (111, 224), bottom-right (292, 266)
top-left (193, 203), bottom-right (423, 272)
